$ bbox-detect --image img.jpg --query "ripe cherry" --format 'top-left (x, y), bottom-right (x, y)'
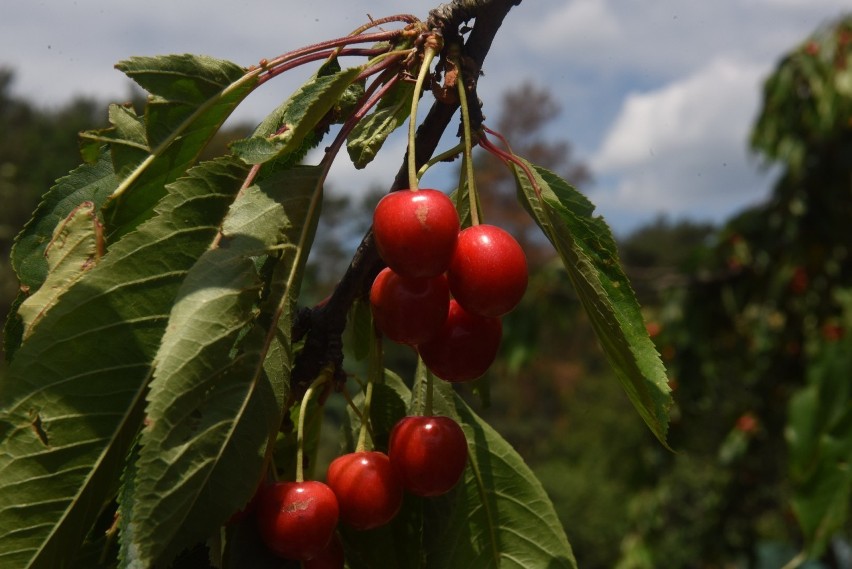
top-left (389, 416), bottom-right (468, 496)
top-left (303, 532), bottom-right (345, 569)
top-left (326, 451), bottom-right (403, 530)
top-left (417, 300), bottom-right (502, 382)
top-left (447, 224), bottom-right (528, 317)
top-left (372, 189), bottom-right (460, 278)
top-left (370, 268), bottom-right (450, 345)
top-left (255, 481), bottom-right (339, 561)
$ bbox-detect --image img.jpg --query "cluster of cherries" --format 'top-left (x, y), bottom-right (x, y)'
top-left (253, 415), bottom-right (468, 566)
top-left (370, 188), bottom-right (528, 381)
top-left (250, 188), bottom-right (526, 566)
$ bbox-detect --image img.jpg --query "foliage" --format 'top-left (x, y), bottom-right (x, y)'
top-left (0, 4), bottom-right (669, 568)
top-left (615, 14), bottom-right (852, 567)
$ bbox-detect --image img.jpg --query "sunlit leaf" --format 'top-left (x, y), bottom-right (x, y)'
top-left (513, 159), bottom-right (672, 446)
top-left (122, 166), bottom-right (323, 566)
top-left (346, 81), bottom-right (414, 169)
top-left (421, 374), bottom-right (577, 568)
top-left (0, 157), bottom-right (248, 568)
top-left (10, 149), bottom-right (116, 292)
top-left (231, 66), bottom-right (362, 165)
top-left (86, 54), bottom-right (256, 239)
top-left (17, 201), bottom-right (103, 340)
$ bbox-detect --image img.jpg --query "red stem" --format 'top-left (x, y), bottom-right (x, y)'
top-left (259, 28), bottom-right (410, 82)
top-left (478, 132), bottom-right (543, 201)
top-left (257, 47), bottom-right (391, 86)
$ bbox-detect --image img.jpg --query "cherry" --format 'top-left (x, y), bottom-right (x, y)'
top-left (326, 451), bottom-right (403, 530)
top-left (372, 189), bottom-right (460, 278)
top-left (389, 416), bottom-right (468, 496)
top-left (447, 224), bottom-right (528, 317)
top-left (417, 300), bottom-right (502, 382)
top-left (370, 268), bottom-right (450, 345)
top-left (255, 480), bottom-right (339, 561)
top-left (303, 532), bottom-right (345, 569)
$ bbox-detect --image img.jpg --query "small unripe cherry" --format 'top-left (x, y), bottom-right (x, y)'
top-left (326, 451), bottom-right (403, 530)
top-left (370, 268), bottom-right (450, 345)
top-left (417, 300), bottom-right (502, 382)
top-left (255, 481), bottom-right (339, 561)
top-left (372, 189), bottom-right (460, 278)
top-left (448, 224), bottom-right (528, 317)
top-left (389, 416), bottom-right (468, 496)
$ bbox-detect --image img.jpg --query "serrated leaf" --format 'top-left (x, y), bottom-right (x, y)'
top-left (17, 201), bottom-right (103, 340)
top-left (231, 65), bottom-right (362, 165)
top-left (422, 378), bottom-right (577, 569)
top-left (0, 157), bottom-right (248, 568)
top-left (11, 149), bottom-right (117, 292)
top-left (123, 166), bottom-right (323, 567)
top-left (346, 80), bottom-right (414, 169)
top-left (80, 104), bottom-right (149, 175)
top-left (513, 159), bottom-right (672, 446)
top-left (92, 54), bottom-right (256, 239)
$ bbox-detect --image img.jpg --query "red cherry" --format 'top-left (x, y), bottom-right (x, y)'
top-left (389, 416), bottom-right (468, 496)
top-left (303, 532), bottom-right (345, 569)
top-left (447, 224), bottom-right (528, 317)
top-left (373, 189), bottom-right (460, 278)
top-left (370, 268), bottom-right (450, 345)
top-left (255, 481), bottom-right (339, 561)
top-left (326, 451), bottom-right (403, 530)
top-left (417, 300), bottom-right (502, 382)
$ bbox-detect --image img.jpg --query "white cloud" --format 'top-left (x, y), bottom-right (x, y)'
top-left (526, 0), bottom-right (620, 51)
top-left (590, 58), bottom-right (775, 222)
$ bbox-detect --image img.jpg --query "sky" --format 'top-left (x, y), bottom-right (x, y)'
top-left (1, 0), bottom-right (850, 235)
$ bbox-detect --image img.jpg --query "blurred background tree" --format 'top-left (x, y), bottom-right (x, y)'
top-left (1, 13), bottom-right (851, 569)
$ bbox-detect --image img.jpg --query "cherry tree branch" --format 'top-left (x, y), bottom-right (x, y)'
top-left (289, 0), bottom-right (523, 395)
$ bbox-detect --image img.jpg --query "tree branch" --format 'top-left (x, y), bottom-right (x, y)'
top-left (289, 0), bottom-right (523, 396)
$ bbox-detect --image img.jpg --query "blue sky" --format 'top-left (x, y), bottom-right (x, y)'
top-left (2, 0), bottom-right (849, 235)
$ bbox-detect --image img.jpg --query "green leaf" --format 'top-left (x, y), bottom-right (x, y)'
top-left (90, 54), bottom-right (256, 239)
top-left (422, 377), bottom-right (577, 568)
top-left (346, 80), bottom-right (414, 169)
top-left (231, 65), bottom-right (363, 165)
top-left (80, 104), bottom-right (149, 175)
top-left (10, 149), bottom-right (117, 292)
top-left (17, 201), bottom-right (103, 340)
top-left (787, 289), bottom-right (852, 558)
top-left (513, 159), bottom-right (672, 446)
top-left (0, 157), bottom-right (248, 568)
top-left (122, 166), bottom-right (324, 566)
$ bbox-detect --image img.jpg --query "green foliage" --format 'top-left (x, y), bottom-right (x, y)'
top-left (616, 14), bottom-right (852, 567)
top-left (787, 290), bottom-right (852, 558)
top-left (231, 63), bottom-right (362, 165)
top-left (347, 80), bottom-right (415, 169)
top-left (0, 157), bottom-right (245, 568)
top-left (513, 160), bottom-right (672, 446)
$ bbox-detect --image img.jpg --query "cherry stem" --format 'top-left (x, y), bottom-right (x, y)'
top-left (407, 35), bottom-right (443, 191)
top-left (357, 330), bottom-right (383, 452)
top-left (257, 47), bottom-right (390, 86)
top-left (424, 367), bottom-right (435, 417)
top-left (455, 55), bottom-right (480, 226)
top-left (479, 132), bottom-right (544, 202)
top-left (296, 370), bottom-right (331, 483)
top-left (254, 28), bottom-right (407, 85)
top-left (328, 15), bottom-right (421, 62)
top-left (416, 141), bottom-right (465, 180)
